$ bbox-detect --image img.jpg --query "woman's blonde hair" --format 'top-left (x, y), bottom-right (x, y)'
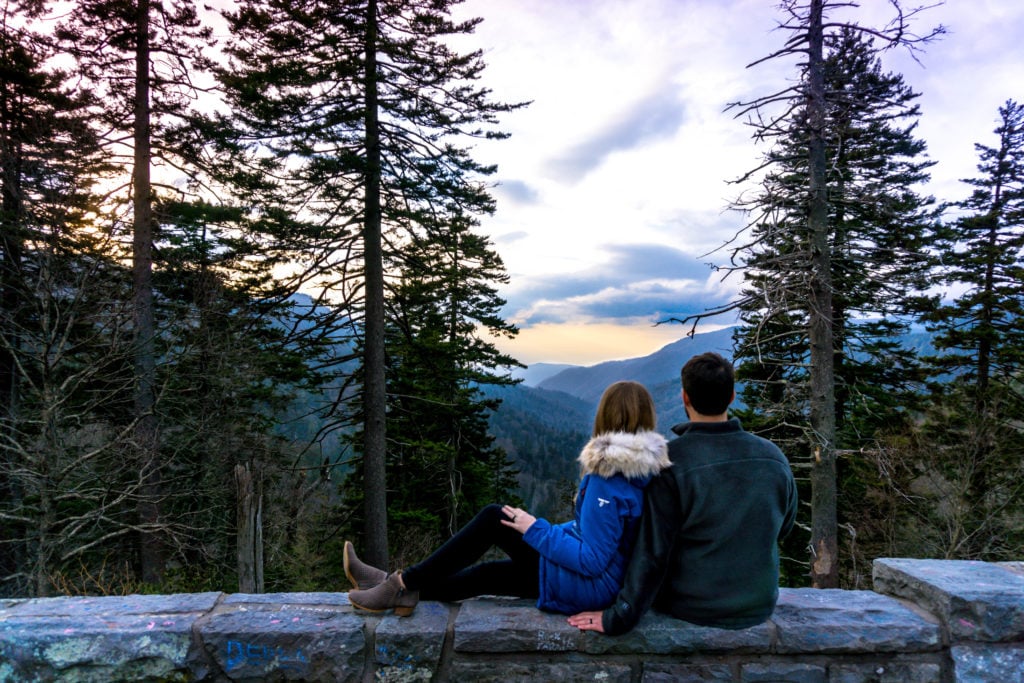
top-left (592, 381), bottom-right (657, 436)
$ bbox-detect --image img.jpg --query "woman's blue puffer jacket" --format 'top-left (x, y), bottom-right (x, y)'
top-left (523, 430), bottom-right (670, 614)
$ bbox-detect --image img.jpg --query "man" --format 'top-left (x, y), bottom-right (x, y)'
top-left (568, 352), bottom-right (797, 635)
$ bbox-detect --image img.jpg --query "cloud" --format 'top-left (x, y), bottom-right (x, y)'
top-left (516, 282), bottom-right (728, 327)
top-left (494, 179), bottom-right (540, 206)
top-left (468, 0), bottom-right (1024, 365)
top-left (515, 244), bottom-right (711, 297)
top-left (503, 243), bottom-right (734, 327)
top-left (546, 89), bottom-right (687, 183)
top-left (494, 230), bottom-right (529, 245)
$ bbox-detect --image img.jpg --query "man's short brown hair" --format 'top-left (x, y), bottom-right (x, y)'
top-left (681, 352), bottom-right (734, 416)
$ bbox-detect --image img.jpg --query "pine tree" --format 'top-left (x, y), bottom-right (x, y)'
top-left (54, 0), bottom-right (216, 584)
top-left (915, 100), bottom-right (1024, 560)
top-left (47, 0), bottom-right (312, 591)
top-left (673, 1), bottom-right (942, 587)
top-left (381, 213), bottom-right (521, 560)
top-left (927, 100), bottom-right (1024, 405)
top-left (218, 0), bottom-right (523, 566)
top-left (822, 30), bottom-right (940, 435)
top-left (150, 198), bottom-right (323, 592)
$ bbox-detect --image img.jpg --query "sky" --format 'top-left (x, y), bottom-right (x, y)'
top-left (444, 0), bottom-right (1024, 366)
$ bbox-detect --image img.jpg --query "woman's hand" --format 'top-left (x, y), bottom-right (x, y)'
top-left (500, 504), bottom-right (536, 534)
top-left (568, 611), bottom-right (605, 632)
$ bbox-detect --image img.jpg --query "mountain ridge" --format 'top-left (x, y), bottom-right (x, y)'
top-left (535, 326), bottom-right (736, 404)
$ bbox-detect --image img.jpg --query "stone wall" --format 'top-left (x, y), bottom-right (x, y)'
top-left (1, 558), bottom-right (1022, 682)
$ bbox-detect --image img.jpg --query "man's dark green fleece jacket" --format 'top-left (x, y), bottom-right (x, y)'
top-left (601, 417), bottom-right (798, 635)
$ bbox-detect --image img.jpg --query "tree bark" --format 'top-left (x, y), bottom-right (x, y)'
top-left (361, 0), bottom-right (389, 568)
top-left (805, 0), bottom-right (839, 589)
top-left (235, 463), bottom-right (264, 593)
top-left (133, 0), bottom-right (163, 585)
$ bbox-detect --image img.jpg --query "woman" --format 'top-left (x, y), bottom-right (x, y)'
top-left (344, 380), bottom-right (670, 617)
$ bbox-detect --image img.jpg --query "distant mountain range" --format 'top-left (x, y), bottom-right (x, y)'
top-left (539, 327), bottom-right (733, 398)
top-left (511, 362), bottom-right (576, 387)
top-left (276, 300), bottom-right (938, 519)
top-left (489, 324), bottom-right (937, 516)
top-left (504, 325), bottom-right (736, 430)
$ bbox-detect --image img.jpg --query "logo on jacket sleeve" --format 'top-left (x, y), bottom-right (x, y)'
top-left (598, 497), bottom-right (610, 507)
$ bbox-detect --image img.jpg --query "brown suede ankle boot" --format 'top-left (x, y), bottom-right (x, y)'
top-left (348, 571), bottom-right (419, 617)
top-left (343, 541), bottom-right (387, 590)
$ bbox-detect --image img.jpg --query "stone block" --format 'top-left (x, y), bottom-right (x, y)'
top-left (198, 600), bottom-right (365, 682)
top-left (772, 588), bottom-right (941, 654)
top-left (0, 612), bottom-right (199, 682)
top-left (449, 659), bottom-right (633, 682)
top-left (0, 593), bottom-right (222, 682)
top-left (582, 610), bottom-right (772, 655)
top-left (873, 558), bottom-right (1024, 642)
top-left (828, 661), bottom-right (943, 683)
top-left (741, 661), bottom-right (827, 682)
top-left (5, 592), bottom-right (222, 617)
top-left (374, 601), bottom-right (449, 681)
top-left (223, 591), bottom-right (350, 607)
top-left (642, 660), bottom-right (734, 681)
top-left (452, 597), bottom-right (581, 652)
top-left (951, 643), bottom-right (1024, 683)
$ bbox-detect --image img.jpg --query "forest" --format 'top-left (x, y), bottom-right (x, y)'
top-left (0, 0), bottom-right (1021, 599)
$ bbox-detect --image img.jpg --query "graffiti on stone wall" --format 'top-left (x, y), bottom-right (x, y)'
top-left (225, 639), bottom-right (308, 672)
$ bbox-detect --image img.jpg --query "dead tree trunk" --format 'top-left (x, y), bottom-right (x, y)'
top-left (805, 0), bottom-right (839, 589)
top-left (235, 463), bottom-right (264, 593)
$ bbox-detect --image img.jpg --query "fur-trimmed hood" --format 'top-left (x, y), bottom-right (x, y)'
top-left (578, 430), bottom-right (670, 480)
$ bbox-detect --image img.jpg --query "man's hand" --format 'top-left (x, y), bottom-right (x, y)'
top-left (568, 611), bottom-right (605, 632)
top-left (500, 505), bottom-right (536, 534)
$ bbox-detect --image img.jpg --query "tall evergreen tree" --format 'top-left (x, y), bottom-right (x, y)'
top-left (150, 198), bottom-right (324, 593)
top-left (351, 0), bottom-right (524, 566)
top-left (55, 0), bottom-right (216, 584)
top-left (379, 213), bottom-right (520, 561)
top-left (821, 30), bottom-right (939, 438)
top-left (915, 100), bottom-right (1024, 560)
top-left (673, 1), bottom-right (941, 587)
top-left (927, 100), bottom-right (1024, 405)
top-left (218, 0), bottom-right (523, 566)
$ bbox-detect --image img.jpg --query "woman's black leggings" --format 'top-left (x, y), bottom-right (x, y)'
top-left (400, 504), bottom-right (540, 602)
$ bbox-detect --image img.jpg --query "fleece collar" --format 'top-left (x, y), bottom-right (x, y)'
top-left (578, 430), bottom-right (671, 480)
